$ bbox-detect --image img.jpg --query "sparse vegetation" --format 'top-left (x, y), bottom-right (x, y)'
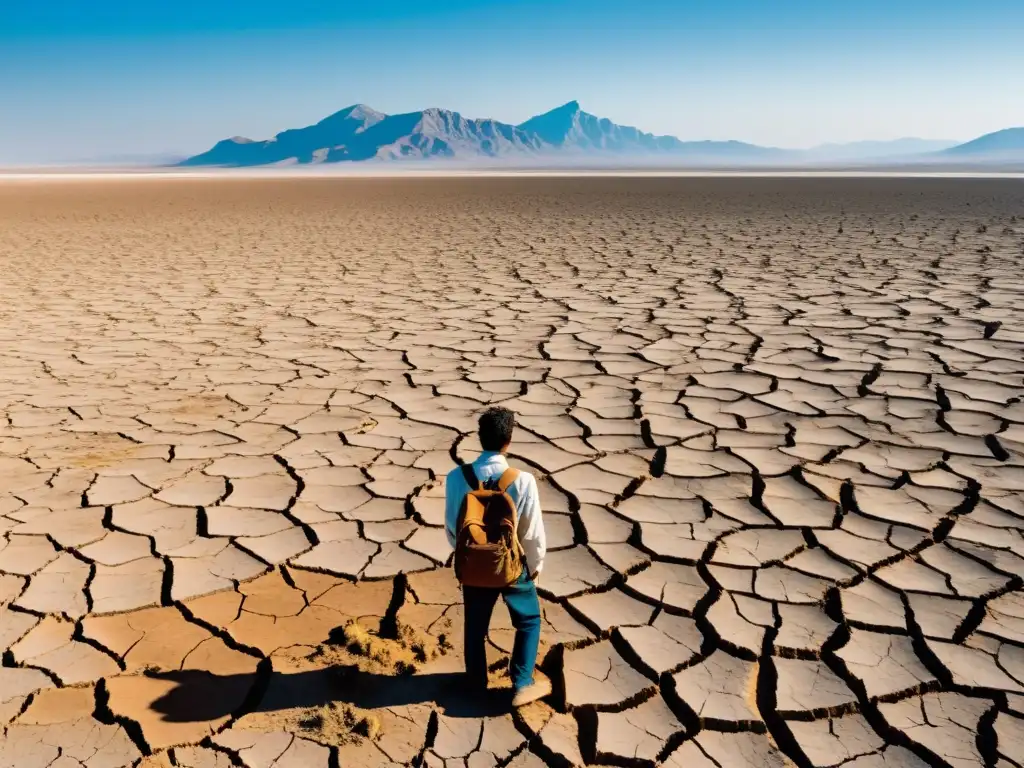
top-left (286, 702), bottom-right (383, 746)
top-left (320, 618), bottom-right (448, 676)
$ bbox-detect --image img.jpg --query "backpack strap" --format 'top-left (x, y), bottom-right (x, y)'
top-left (497, 468), bottom-right (520, 493)
top-left (494, 468), bottom-right (525, 562)
top-left (461, 463), bottom-right (480, 491)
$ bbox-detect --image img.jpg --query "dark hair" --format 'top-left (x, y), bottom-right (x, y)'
top-left (478, 406), bottom-right (515, 452)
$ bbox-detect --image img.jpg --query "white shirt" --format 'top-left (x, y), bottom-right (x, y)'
top-left (444, 451), bottom-right (547, 577)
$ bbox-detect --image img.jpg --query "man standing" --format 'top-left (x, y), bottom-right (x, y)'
top-left (445, 406), bottom-right (550, 707)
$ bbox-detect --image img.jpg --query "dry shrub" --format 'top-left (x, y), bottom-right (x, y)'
top-left (330, 618), bottom-right (446, 675)
top-left (285, 701), bottom-right (382, 746)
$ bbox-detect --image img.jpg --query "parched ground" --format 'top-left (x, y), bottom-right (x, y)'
top-left (1, 176), bottom-right (1023, 768)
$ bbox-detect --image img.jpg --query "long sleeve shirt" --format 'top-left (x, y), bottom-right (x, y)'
top-left (444, 450), bottom-right (547, 577)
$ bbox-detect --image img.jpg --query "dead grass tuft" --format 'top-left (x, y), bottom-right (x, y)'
top-left (323, 618), bottom-right (447, 676)
top-left (257, 701), bottom-right (382, 747)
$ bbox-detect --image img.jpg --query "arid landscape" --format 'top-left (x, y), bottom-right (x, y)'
top-left (1, 176), bottom-right (1023, 768)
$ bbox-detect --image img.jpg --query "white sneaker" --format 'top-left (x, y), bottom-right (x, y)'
top-left (511, 676), bottom-right (552, 707)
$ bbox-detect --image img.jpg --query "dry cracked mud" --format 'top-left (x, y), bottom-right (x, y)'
top-left (1, 175), bottom-right (1023, 768)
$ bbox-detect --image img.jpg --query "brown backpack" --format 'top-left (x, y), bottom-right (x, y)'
top-left (453, 464), bottom-right (525, 588)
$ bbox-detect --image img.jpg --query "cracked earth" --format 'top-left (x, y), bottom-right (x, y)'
top-left (1, 176), bottom-right (1023, 767)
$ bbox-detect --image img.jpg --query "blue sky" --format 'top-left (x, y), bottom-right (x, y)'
top-left (1, 0), bottom-right (1022, 163)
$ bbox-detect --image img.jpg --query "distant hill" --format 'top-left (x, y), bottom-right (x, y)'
top-left (804, 138), bottom-right (959, 161)
top-left (943, 127), bottom-right (1024, 157)
top-left (83, 152), bottom-right (191, 166)
top-left (181, 101), bottom-right (784, 167)
top-left (517, 101), bottom-right (782, 159)
top-left (181, 104), bottom-right (545, 166)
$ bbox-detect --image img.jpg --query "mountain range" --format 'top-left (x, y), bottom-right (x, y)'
top-left (180, 101), bottom-right (1023, 168)
top-left (943, 128), bottom-right (1024, 158)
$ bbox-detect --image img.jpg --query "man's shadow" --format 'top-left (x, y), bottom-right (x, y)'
top-left (148, 663), bottom-right (516, 723)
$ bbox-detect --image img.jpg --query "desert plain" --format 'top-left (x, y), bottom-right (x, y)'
top-left (0, 175), bottom-right (1023, 768)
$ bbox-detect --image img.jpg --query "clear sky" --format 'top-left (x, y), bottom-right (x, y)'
top-left (1, 0), bottom-right (1022, 163)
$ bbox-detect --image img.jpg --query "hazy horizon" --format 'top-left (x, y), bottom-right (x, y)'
top-left (1, 0), bottom-right (1022, 164)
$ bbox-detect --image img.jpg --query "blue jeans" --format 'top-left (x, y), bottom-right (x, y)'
top-left (462, 571), bottom-right (541, 692)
